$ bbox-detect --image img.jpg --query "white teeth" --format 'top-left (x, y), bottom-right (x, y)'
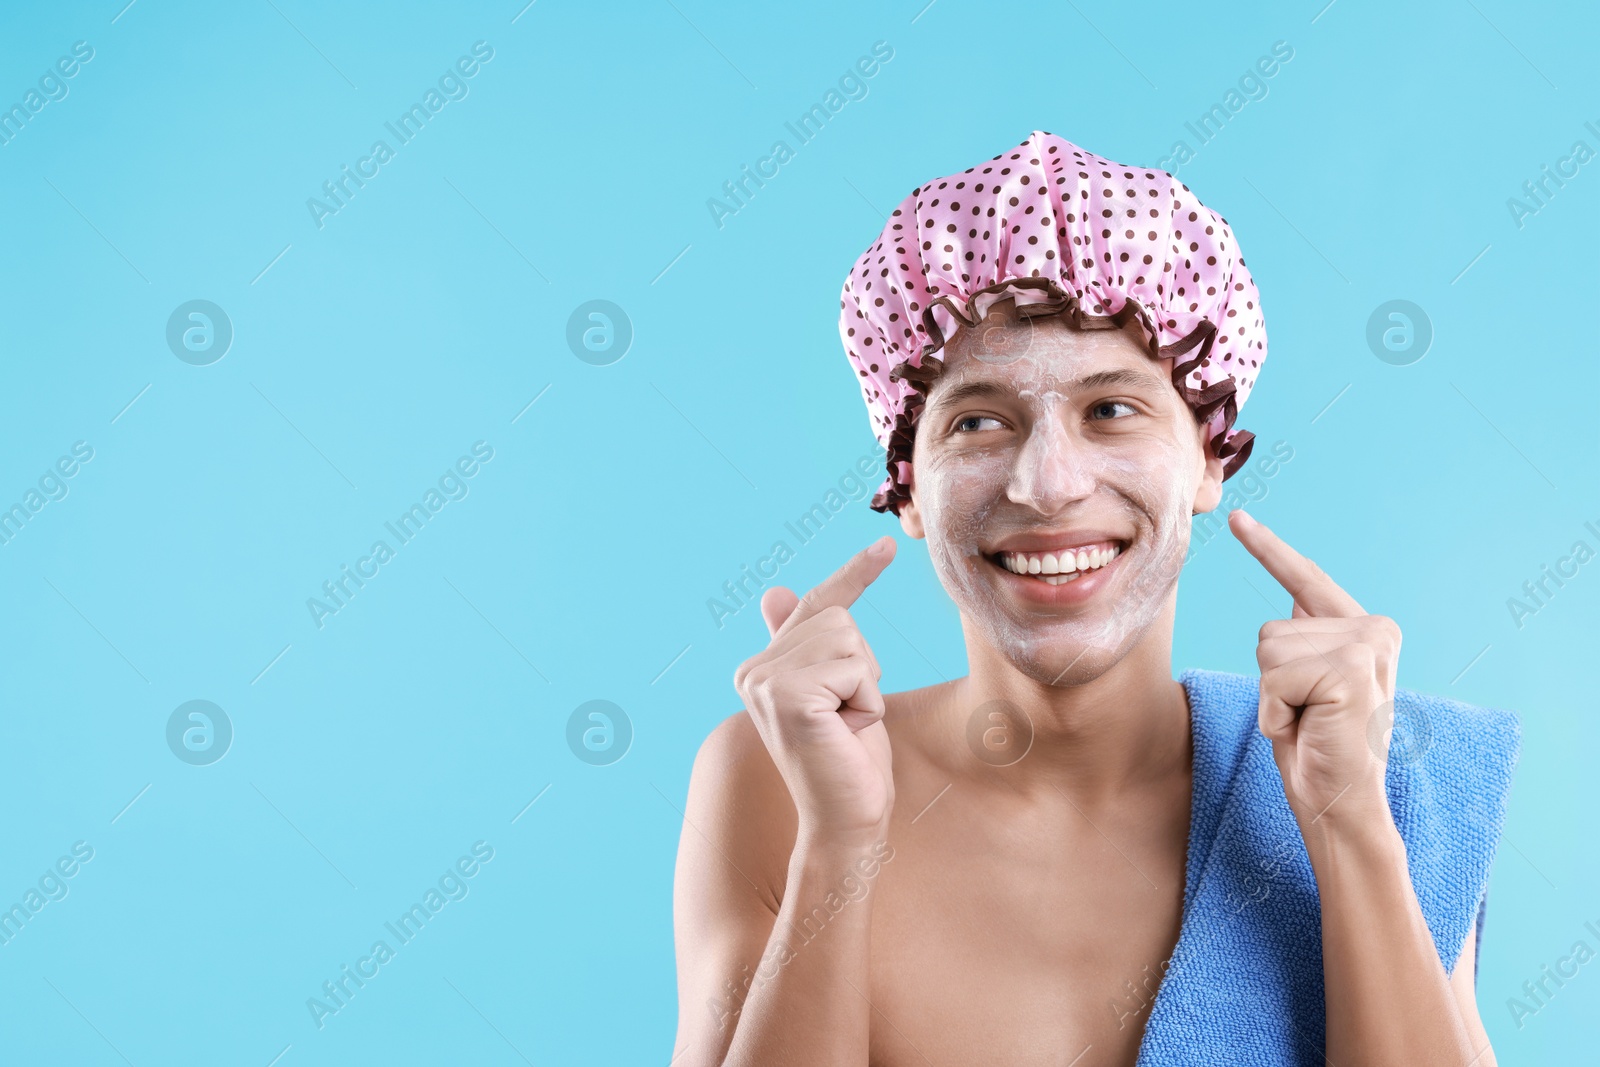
top-left (997, 542), bottom-right (1122, 581)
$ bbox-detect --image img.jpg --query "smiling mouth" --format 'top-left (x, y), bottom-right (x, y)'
top-left (984, 539), bottom-right (1130, 586)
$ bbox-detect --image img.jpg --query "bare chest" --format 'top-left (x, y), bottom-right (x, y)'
top-left (861, 813), bottom-right (1186, 1067)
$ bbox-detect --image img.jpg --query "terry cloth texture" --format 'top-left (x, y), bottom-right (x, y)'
top-left (1135, 667), bottom-right (1521, 1065)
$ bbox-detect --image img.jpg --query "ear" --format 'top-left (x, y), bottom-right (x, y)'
top-left (1190, 428), bottom-right (1227, 517)
top-left (896, 468), bottom-right (926, 540)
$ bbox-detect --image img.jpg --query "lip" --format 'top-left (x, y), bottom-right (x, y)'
top-left (983, 538), bottom-right (1131, 607)
top-left (987, 530), bottom-right (1129, 555)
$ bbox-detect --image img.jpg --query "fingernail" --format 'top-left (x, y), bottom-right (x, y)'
top-left (869, 536), bottom-right (892, 557)
top-left (1233, 509), bottom-right (1256, 528)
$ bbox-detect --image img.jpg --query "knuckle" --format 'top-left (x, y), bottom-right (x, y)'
top-left (1337, 642), bottom-right (1375, 670)
top-left (743, 664), bottom-right (773, 697)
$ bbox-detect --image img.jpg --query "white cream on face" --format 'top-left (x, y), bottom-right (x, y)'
top-left (909, 310), bottom-right (1207, 686)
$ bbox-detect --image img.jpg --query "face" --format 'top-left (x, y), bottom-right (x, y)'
top-left (899, 300), bottom-right (1225, 686)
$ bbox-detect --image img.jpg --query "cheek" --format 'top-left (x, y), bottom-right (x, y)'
top-left (914, 450), bottom-right (1010, 590)
top-left (1100, 441), bottom-right (1201, 560)
top-left (1108, 446), bottom-right (1191, 504)
top-left (1126, 444), bottom-right (1203, 563)
top-left (918, 447), bottom-right (1009, 528)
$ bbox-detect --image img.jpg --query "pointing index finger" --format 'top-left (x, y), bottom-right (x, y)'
top-left (1228, 510), bottom-right (1365, 618)
top-left (775, 535), bottom-right (897, 640)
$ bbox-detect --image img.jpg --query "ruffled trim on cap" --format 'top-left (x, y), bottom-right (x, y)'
top-left (868, 276), bottom-right (1256, 514)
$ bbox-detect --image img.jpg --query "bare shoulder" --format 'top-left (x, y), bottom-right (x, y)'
top-left (670, 713), bottom-right (803, 1064)
top-left (680, 710), bottom-right (799, 913)
top-left (679, 678), bottom-right (957, 909)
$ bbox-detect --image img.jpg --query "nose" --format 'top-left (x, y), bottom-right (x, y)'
top-left (1006, 407), bottom-right (1097, 514)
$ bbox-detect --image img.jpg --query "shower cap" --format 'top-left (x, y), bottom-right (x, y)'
top-left (838, 129), bottom-right (1267, 515)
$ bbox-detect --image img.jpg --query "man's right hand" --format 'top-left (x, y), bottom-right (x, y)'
top-left (732, 535), bottom-right (898, 842)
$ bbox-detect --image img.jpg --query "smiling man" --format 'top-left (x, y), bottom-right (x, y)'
top-left (670, 131), bottom-right (1518, 1066)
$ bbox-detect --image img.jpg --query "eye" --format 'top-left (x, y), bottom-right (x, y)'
top-left (954, 414), bottom-right (1005, 433)
top-left (1089, 400), bottom-right (1139, 420)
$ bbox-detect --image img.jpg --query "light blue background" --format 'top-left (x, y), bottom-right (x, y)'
top-left (0, 0), bottom-right (1594, 1063)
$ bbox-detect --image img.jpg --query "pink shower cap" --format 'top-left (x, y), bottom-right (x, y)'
top-left (838, 129), bottom-right (1267, 515)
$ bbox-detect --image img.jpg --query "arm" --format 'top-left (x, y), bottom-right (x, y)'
top-left (1301, 793), bottom-right (1495, 1066)
top-left (670, 538), bottom-right (900, 1066)
top-left (669, 712), bottom-right (887, 1067)
top-left (1226, 509), bottom-right (1495, 1065)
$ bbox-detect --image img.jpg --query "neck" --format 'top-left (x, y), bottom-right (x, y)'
top-left (949, 596), bottom-right (1191, 805)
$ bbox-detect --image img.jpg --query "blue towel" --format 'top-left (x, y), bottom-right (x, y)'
top-left (1135, 668), bottom-right (1522, 1065)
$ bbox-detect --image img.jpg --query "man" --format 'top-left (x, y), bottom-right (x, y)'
top-left (670, 131), bottom-right (1511, 1066)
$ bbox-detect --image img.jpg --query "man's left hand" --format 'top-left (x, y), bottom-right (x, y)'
top-left (1228, 509), bottom-right (1402, 831)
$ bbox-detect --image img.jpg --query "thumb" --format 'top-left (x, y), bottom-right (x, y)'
top-left (760, 586), bottom-right (801, 638)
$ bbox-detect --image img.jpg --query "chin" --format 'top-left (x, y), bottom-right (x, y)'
top-left (970, 613), bottom-right (1136, 688)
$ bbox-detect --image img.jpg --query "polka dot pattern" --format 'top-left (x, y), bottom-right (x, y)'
top-left (838, 130), bottom-right (1268, 514)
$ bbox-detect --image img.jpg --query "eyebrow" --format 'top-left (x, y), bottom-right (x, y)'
top-left (930, 367), bottom-right (1170, 409)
